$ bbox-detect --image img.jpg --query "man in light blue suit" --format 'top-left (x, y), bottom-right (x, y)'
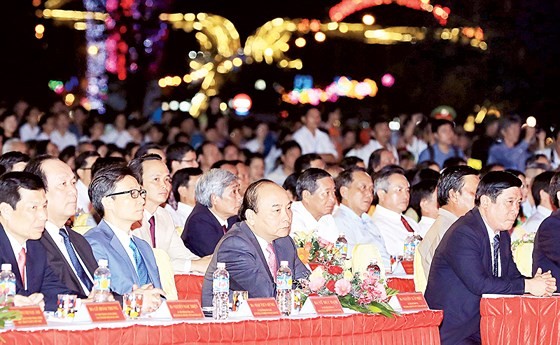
top-left (84, 165), bottom-right (165, 313)
top-left (201, 179), bottom-right (309, 308)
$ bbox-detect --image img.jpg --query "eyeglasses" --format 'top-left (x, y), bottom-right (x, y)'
top-left (105, 188), bottom-right (147, 199)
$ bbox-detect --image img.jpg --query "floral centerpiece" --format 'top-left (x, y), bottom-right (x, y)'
top-left (293, 230), bottom-right (399, 317)
top-left (0, 305), bottom-right (21, 328)
top-left (511, 229), bottom-right (536, 277)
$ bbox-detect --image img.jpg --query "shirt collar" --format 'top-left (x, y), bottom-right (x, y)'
top-left (208, 207), bottom-right (228, 227)
top-left (374, 204), bottom-right (402, 221)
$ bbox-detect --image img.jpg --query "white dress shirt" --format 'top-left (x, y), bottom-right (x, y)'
top-left (522, 205), bottom-right (552, 234)
top-left (483, 218), bottom-right (501, 277)
top-left (45, 221), bottom-right (93, 295)
top-left (165, 202), bottom-right (194, 229)
top-left (135, 207), bottom-right (199, 274)
top-left (19, 123), bottom-right (41, 142)
top-left (290, 201), bottom-right (339, 243)
top-left (417, 216), bottom-right (436, 238)
top-left (417, 208), bottom-right (459, 279)
top-left (333, 204), bottom-right (391, 268)
top-left (371, 205), bottom-right (419, 257)
top-left (5, 231), bottom-right (27, 289)
top-left (50, 130), bottom-right (79, 151)
top-left (76, 179), bottom-right (90, 215)
top-left (345, 139), bottom-right (399, 168)
top-left (292, 126), bottom-right (338, 159)
top-left (266, 165), bottom-right (288, 186)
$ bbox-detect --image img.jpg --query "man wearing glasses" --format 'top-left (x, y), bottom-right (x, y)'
top-left (84, 165), bottom-right (165, 313)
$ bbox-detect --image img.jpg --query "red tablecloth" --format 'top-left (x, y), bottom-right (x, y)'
top-left (1, 310), bottom-right (443, 345)
top-left (480, 295), bottom-right (560, 345)
top-left (175, 275), bottom-right (417, 302)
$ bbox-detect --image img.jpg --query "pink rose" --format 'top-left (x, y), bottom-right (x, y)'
top-left (334, 279), bottom-right (352, 296)
top-left (309, 275), bottom-right (326, 292)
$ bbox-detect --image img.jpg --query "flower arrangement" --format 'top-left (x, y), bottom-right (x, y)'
top-left (294, 231), bottom-right (399, 317)
top-left (0, 305), bottom-right (21, 328)
top-left (511, 231), bottom-right (536, 252)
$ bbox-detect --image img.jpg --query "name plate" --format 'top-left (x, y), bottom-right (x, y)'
top-left (246, 298), bottom-right (281, 317)
top-left (167, 300), bottom-right (204, 319)
top-left (300, 295), bottom-right (343, 315)
top-left (85, 302), bottom-right (126, 322)
top-left (10, 306), bottom-right (47, 327)
top-left (389, 292), bottom-right (429, 311)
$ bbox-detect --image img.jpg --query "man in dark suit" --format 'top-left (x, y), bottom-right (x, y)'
top-left (0, 172), bottom-right (74, 311)
top-left (533, 171), bottom-right (560, 288)
top-left (201, 179), bottom-right (310, 308)
top-left (182, 168), bottom-right (242, 257)
top-left (85, 165), bottom-right (165, 313)
top-left (25, 155), bottom-right (98, 298)
top-left (425, 171), bottom-right (556, 345)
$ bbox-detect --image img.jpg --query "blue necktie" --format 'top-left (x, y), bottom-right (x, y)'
top-left (129, 238), bottom-right (150, 286)
top-left (493, 234), bottom-right (500, 277)
top-left (59, 228), bottom-right (93, 292)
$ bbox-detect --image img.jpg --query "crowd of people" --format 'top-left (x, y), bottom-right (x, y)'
top-left (1, 97), bottom-right (560, 344)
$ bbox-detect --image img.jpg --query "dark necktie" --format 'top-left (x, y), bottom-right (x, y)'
top-left (59, 228), bottom-right (93, 291)
top-left (493, 234), bottom-right (500, 277)
top-left (222, 224), bottom-right (227, 234)
top-left (401, 216), bottom-right (415, 233)
top-left (148, 216), bottom-right (156, 247)
top-left (129, 238), bottom-right (150, 286)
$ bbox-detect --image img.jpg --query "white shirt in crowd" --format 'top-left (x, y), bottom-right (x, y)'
top-left (292, 126), bottom-right (338, 159)
top-left (370, 204), bottom-right (419, 257)
top-left (290, 201), bottom-right (339, 244)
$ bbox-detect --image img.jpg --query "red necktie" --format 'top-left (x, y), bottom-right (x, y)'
top-left (17, 247), bottom-right (26, 287)
top-left (148, 216), bottom-right (156, 247)
top-left (401, 216), bottom-right (415, 233)
top-left (222, 225), bottom-right (227, 234)
top-left (266, 243), bottom-right (277, 278)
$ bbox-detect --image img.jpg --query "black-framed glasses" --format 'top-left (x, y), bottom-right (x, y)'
top-left (105, 188), bottom-right (147, 199)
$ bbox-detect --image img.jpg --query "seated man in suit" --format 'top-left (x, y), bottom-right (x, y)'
top-left (533, 171), bottom-right (560, 288)
top-left (201, 179), bottom-right (310, 307)
top-left (0, 171), bottom-right (74, 311)
top-left (128, 154), bottom-right (211, 274)
top-left (24, 155), bottom-right (98, 299)
top-left (85, 165), bottom-right (165, 313)
top-left (182, 168), bottom-right (242, 257)
top-left (425, 171), bottom-right (556, 345)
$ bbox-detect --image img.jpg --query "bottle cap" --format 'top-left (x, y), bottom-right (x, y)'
top-left (217, 262), bottom-right (226, 269)
top-left (98, 259), bottom-right (108, 267)
top-left (280, 260), bottom-right (288, 267)
top-left (338, 232), bottom-right (345, 237)
top-left (1, 263), bottom-right (12, 271)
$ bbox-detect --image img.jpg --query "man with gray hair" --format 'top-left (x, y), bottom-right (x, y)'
top-left (181, 168), bottom-right (242, 257)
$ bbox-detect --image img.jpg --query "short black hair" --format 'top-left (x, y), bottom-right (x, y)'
top-left (437, 165), bottom-right (479, 206)
top-left (334, 167), bottom-right (368, 203)
top-left (296, 168), bottom-right (332, 201)
top-left (475, 171), bottom-right (522, 206)
top-left (75, 151), bottom-right (101, 173)
top-left (282, 172), bottom-right (300, 201)
top-left (409, 179), bottom-right (438, 218)
top-left (238, 179), bottom-right (275, 221)
top-left (172, 167), bottom-right (203, 202)
top-left (89, 165), bottom-right (136, 218)
top-left (0, 151), bottom-right (30, 173)
top-left (91, 156), bottom-right (127, 180)
top-left (0, 171), bottom-right (45, 209)
top-left (547, 172), bottom-right (560, 208)
top-left (23, 154), bottom-right (56, 190)
top-left (128, 153), bottom-right (163, 185)
top-left (531, 171), bottom-right (555, 207)
top-left (166, 142), bottom-right (196, 172)
top-left (294, 153), bottom-right (322, 173)
top-left (339, 156), bottom-right (364, 171)
top-left (134, 143), bottom-right (164, 160)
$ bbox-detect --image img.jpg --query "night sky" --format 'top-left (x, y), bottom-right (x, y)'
top-left (1, 0), bottom-right (559, 129)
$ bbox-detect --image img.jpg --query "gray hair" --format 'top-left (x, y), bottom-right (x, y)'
top-left (195, 168), bottom-right (238, 207)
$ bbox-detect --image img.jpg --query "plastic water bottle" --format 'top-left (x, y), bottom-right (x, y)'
top-left (0, 263), bottom-right (16, 307)
top-left (367, 259), bottom-right (381, 279)
top-left (212, 262), bottom-right (229, 320)
top-left (276, 260), bottom-right (293, 316)
top-left (403, 235), bottom-right (420, 261)
top-left (93, 259), bottom-right (111, 302)
top-left (335, 233), bottom-right (348, 260)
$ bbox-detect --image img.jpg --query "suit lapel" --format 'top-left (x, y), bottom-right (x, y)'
top-left (0, 227), bottom-right (21, 288)
top-left (99, 221), bottom-right (137, 275)
top-left (240, 222), bottom-right (275, 282)
top-left (472, 208), bottom-right (494, 275)
top-left (40, 230), bottom-right (83, 292)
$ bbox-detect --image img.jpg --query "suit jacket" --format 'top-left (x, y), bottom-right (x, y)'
top-left (201, 221), bottom-right (310, 307)
top-left (0, 225), bottom-right (74, 311)
top-left (182, 203), bottom-right (239, 257)
top-left (424, 208), bottom-right (525, 345)
top-left (40, 225), bottom-right (98, 298)
top-left (84, 220), bottom-right (162, 296)
top-left (533, 209), bottom-right (560, 290)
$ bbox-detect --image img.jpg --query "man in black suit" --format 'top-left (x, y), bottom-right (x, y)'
top-left (25, 155), bottom-right (98, 298)
top-left (182, 168), bottom-right (242, 257)
top-left (0, 171), bottom-right (73, 311)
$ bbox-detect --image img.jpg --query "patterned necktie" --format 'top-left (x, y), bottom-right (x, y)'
top-left (493, 234), bottom-right (500, 277)
top-left (129, 238), bottom-right (150, 285)
top-left (60, 228), bottom-right (93, 291)
top-left (17, 247), bottom-right (26, 287)
top-left (401, 216), bottom-right (415, 233)
top-left (148, 216), bottom-right (156, 248)
top-left (266, 242), bottom-right (277, 279)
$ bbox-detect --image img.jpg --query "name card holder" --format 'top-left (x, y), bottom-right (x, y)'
top-left (388, 292), bottom-right (429, 312)
top-left (166, 300), bottom-right (205, 319)
top-left (74, 302), bottom-right (125, 322)
top-left (300, 295), bottom-right (344, 315)
top-left (246, 298), bottom-right (281, 317)
top-left (10, 306), bottom-right (47, 327)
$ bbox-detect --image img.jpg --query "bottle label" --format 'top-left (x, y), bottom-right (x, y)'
top-left (335, 242), bottom-right (348, 257)
top-left (0, 281), bottom-right (15, 295)
top-left (276, 274), bottom-right (292, 290)
top-left (213, 276), bottom-right (229, 293)
top-left (94, 276), bottom-right (111, 292)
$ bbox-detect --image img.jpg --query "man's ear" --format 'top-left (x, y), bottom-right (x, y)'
top-left (0, 202), bottom-right (13, 219)
top-left (339, 186), bottom-right (349, 200)
top-left (101, 196), bottom-right (112, 213)
top-left (302, 190), bottom-right (311, 200)
top-left (177, 185), bottom-right (188, 197)
top-left (479, 194), bottom-right (490, 209)
top-left (376, 189), bottom-right (386, 202)
top-left (245, 209), bottom-right (256, 226)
